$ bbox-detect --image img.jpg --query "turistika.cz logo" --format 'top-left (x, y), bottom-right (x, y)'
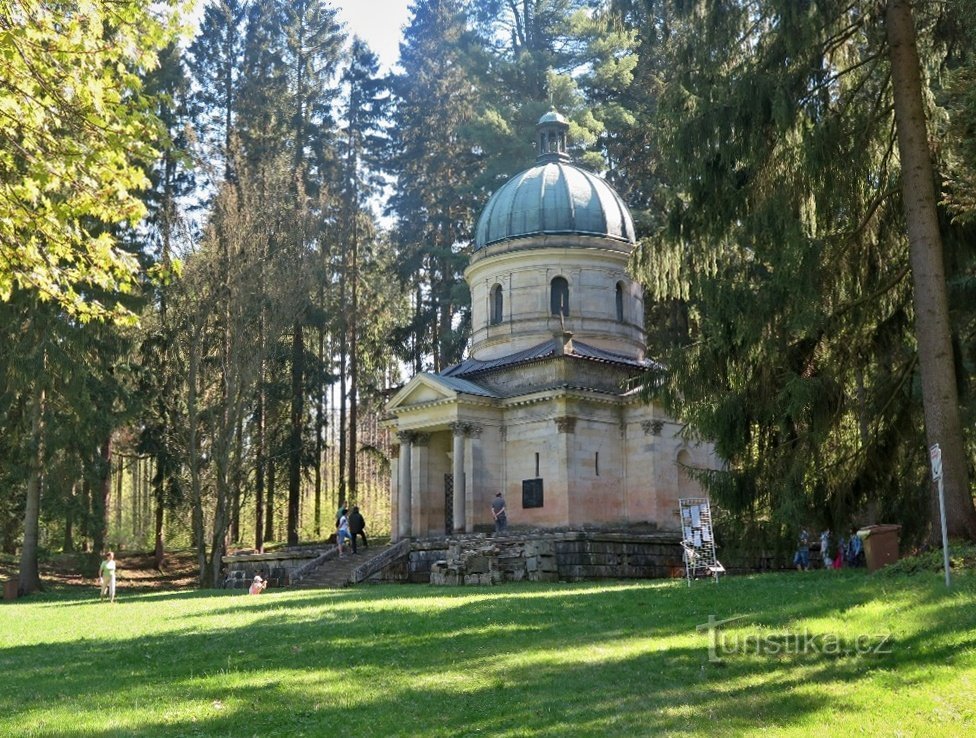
top-left (697, 614), bottom-right (894, 663)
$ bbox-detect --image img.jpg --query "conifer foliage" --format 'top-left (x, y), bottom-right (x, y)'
top-left (632, 0), bottom-right (976, 540)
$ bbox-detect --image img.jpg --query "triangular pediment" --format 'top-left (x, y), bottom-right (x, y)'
top-left (386, 373), bottom-right (459, 412)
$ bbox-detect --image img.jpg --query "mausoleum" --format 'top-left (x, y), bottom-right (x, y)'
top-left (385, 111), bottom-right (719, 539)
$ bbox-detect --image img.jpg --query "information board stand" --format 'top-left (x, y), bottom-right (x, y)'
top-left (679, 497), bottom-right (725, 585)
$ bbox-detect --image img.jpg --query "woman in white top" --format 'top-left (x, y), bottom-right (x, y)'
top-left (99, 551), bottom-right (117, 602)
top-left (337, 510), bottom-right (352, 557)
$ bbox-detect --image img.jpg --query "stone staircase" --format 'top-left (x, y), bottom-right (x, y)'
top-left (292, 539), bottom-right (406, 589)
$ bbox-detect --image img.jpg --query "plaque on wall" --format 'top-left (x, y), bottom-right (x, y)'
top-left (522, 478), bottom-right (544, 508)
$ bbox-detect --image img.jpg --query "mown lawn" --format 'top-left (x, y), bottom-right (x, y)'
top-left (1, 570), bottom-right (974, 737)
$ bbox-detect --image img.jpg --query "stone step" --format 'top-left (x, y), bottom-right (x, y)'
top-left (292, 543), bottom-right (396, 589)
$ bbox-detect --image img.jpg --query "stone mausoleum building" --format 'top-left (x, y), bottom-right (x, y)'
top-left (385, 112), bottom-right (718, 540)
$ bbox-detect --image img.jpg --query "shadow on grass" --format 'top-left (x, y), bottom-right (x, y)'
top-left (0, 572), bottom-right (973, 736)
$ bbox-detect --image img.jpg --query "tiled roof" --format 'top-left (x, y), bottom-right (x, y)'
top-left (432, 375), bottom-right (499, 398)
top-left (440, 339), bottom-right (651, 379)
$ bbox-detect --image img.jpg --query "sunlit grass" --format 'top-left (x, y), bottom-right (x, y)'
top-left (1, 571), bottom-right (975, 736)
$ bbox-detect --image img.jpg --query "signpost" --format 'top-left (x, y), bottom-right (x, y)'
top-left (929, 443), bottom-right (951, 588)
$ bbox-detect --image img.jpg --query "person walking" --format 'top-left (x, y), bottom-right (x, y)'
top-left (820, 530), bottom-right (833, 569)
top-left (99, 551), bottom-right (117, 602)
top-left (491, 492), bottom-right (507, 534)
top-left (336, 508), bottom-right (352, 557)
top-left (793, 529), bottom-right (810, 571)
top-left (348, 506), bottom-right (368, 553)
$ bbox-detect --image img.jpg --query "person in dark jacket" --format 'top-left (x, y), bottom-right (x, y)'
top-left (349, 506), bottom-right (368, 553)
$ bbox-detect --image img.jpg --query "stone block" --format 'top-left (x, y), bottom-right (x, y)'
top-left (538, 558), bottom-right (558, 573)
top-left (466, 555), bottom-right (489, 574)
top-left (525, 557), bottom-right (538, 572)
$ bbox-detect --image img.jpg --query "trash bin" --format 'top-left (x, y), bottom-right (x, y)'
top-left (857, 524), bottom-right (902, 572)
top-left (3, 579), bottom-right (18, 602)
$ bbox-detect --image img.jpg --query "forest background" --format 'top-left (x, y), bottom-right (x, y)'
top-left (3, 0), bottom-right (976, 592)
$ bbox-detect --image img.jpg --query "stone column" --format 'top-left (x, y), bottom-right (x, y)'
top-left (464, 424), bottom-right (483, 533)
top-left (397, 431), bottom-right (413, 540)
top-left (451, 423), bottom-right (466, 533)
top-left (411, 433), bottom-right (431, 536)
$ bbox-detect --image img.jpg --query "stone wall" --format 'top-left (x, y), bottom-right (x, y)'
top-left (371, 531), bottom-right (684, 585)
top-left (221, 547), bottom-right (332, 589)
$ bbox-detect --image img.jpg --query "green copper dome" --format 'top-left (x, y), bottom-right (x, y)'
top-left (473, 112), bottom-right (636, 250)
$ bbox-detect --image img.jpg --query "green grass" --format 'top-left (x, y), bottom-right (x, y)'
top-left (1, 570), bottom-right (975, 737)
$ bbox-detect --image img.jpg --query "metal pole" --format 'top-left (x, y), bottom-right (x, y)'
top-left (937, 475), bottom-right (951, 588)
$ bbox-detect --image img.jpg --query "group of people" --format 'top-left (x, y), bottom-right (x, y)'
top-left (794, 527), bottom-right (865, 571)
top-left (336, 503), bottom-right (368, 556)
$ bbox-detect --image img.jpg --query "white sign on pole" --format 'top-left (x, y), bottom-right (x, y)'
top-left (929, 443), bottom-right (951, 588)
top-left (930, 443), bottom-right (943, 482)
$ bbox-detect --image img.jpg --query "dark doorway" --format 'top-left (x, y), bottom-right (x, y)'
top-left (444, 473), bottom-right (454, 535)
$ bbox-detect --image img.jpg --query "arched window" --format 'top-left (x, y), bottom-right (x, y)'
top-left (490, 283), bottom-right (503, 325)
top-left (615, 282), bottom-right (625, 322)
top-left (550, 276), bottom-right (569, 317)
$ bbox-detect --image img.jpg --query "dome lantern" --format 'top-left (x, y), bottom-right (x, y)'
top-left (536, 109), bottom-right (570, 164)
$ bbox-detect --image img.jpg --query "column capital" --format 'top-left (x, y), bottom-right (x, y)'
top-left (641, 420), bottom-right (664, 436)
top-left (452, 422), bottom-right (484, 438)
top-left (554, 416), bottom-right (577, 434)
top-left (397, 430), bottom-right (415, 445)
top-left (412, 432), bottom-right (431, 447)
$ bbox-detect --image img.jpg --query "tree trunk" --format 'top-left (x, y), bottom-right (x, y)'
top-left (265, 456), bottom-right (275, 544)
top-left (91, 434), bottom-right (112, 557)
top-left (130, 456), bottom-right (139, 541)
top-left (187, 321), bottom-right (207, 585)
top-left (114, 456), bottom-right (123, 533)
top-left (348, 214), bottom-right (359, 505)
top-left (338, 274), bottom-right (348, 506)
top-left (18, 379), bottom-right (45, 595)
top-left (63, 481), bottom-right (76, 553)
top-left (255, 380), bottom-right (266, 552)
top-left (231, 417), bottom-right (243, 543)
top-left (154, 495), bottom-right (165, 570)
top-left (887, 0), bottom-right (976, 540)
top-left (314, 308), bottom-right (324, 538)
top-left (288, 321), bottom-right (304, 545)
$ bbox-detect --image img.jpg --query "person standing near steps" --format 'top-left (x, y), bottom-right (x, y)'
top-left (348, 506), bottom-right (368, 553)
top-left (491, 493), bottom-right (507, 534)
top-left (336, 508), bottom-right (352, 557)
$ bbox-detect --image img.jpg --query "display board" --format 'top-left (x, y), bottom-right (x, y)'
top-left (678, 497), bottom-right (725, 584)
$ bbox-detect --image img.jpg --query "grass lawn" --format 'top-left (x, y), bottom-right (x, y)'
top-left (1, 570), bottom-right (974, 737)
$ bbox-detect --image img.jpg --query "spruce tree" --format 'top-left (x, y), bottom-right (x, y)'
top-left (389, 0), bottom-right (481, 371)
top-left (634, 0), bottom-right (976, 541)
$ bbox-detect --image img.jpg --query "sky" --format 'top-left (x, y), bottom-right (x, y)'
top-left (330, 0), bottom-right (413, 71)
top-left (188, 2), bottom-right (413, 72)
